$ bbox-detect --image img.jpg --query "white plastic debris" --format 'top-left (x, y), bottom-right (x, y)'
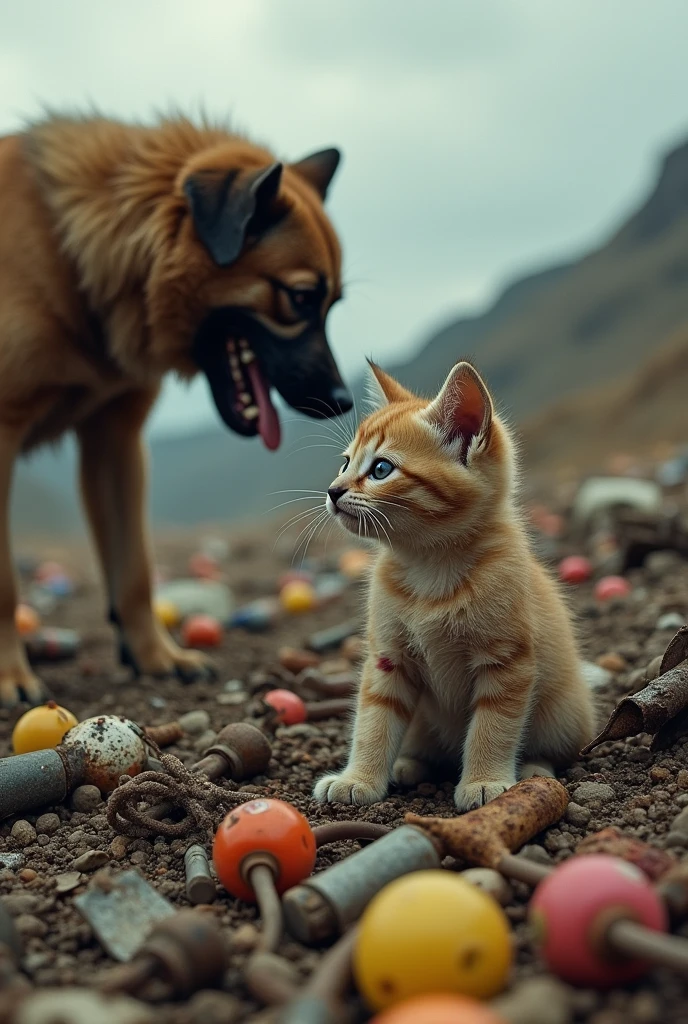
top-left (573, 476), bottom-right (662, 527)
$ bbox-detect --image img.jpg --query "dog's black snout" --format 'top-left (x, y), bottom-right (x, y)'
top-left (329, 386), bottom-right (353, 415)
top-left (327, 486), bottom-right (347, 507)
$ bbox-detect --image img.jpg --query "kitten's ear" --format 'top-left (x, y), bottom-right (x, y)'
top-left (366, 360), bottom-right (414, 409)
top-left (426, 362), bottom-right (493, 455)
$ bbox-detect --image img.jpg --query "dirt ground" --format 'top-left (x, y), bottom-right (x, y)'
top-left (2, 502), bottom-right (688, 1024)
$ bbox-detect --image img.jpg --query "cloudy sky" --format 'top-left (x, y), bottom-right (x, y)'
top-left (3, 1), bottom-right (688, 435)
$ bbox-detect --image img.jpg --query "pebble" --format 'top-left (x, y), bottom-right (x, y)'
top-left (678, 770), bottom-right (688, 789)
top-left (71, 785), bottom-right (103, 812)
top-left (656, 612), bottom-right (685, 631)
top-left (650, 766), bottom-right (672, 783)
top-left (629, 747), bottom-right (652, 763)
top-left (177, 709), bottom-right (211, 736)
top-left (461, 868), bottom-right (513, 905)
top-left (186, 991), bottom-right (243, 1024)
top-left (72, 850), bottom-right (109, 872)
top-left (36, 813), bottom-right (61, 835)
top-left (19, 868), bottom-right (37, 882)
top-left (580, 661), bottom-right (612, 691)
top-left (130, 851), bottom-right (148, 866)
top-left (572, 782), bottom-right (615, 807)
top-left (194, 729), bottom-right (218, 752)
top-left (13, 988), bottom-right (153, 1024)
top-left (491, 975), bottom-right (573, 1024)
top-left (216, 692), bottom-right (246, 706)
top-left (2, 892), bottom-right (41, 915)
top-left (15, 913), bottom-right (48, 938)
top-left (565, 802), bottom-right (592, 827)
top-left (110, 836), bottom-right (130, 860)
top-left (666, 807), bottom-right (688, 847)
top-left (278, 646), bottom-right (320, 673)
top-left (518, 844), bottom-right (553, 866)
top-left (55, 871), bottom-right (83, 894)
top-left (10, 820), bottom-right (37, 847)
top-left (231, 922), bottom-right (259, 952)
top-left (596, 652), bottom-right (626, 672)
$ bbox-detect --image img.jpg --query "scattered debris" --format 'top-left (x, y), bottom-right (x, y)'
top-left (74, 870), bottom-right (176, 962)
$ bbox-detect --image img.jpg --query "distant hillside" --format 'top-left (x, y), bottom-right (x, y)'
top-left (13, 137), bottom-right (688, 530)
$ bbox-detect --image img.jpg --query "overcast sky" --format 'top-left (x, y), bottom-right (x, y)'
top-left (3, 1), bottom-right (688, 436)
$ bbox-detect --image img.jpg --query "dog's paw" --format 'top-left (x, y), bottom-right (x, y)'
top-left (392, 756), bottom-right (432, 787)
top-left (0, 665), bottom-right (47, 710)
top-left (120, 635), bottom-right (217, 684)
top-left (313, 772), bottom-right (388, 806)
top-left (454, 777), bottom-right (516, 812)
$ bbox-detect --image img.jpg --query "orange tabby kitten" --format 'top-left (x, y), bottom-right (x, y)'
top-left (313, 360), bottom-right (595, 811)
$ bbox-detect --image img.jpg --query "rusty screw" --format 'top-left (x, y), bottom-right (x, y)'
top-left (184, 844), bottom-right (217, 905)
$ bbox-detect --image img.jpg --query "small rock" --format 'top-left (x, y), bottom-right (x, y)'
top-left (656, 612), bottom-right (685, 631)
top-left (646, 655), bottom-right (664, 680)
top-left (231, 922), bottom-right (259, 953)
top-left (216, 692), bottom-right (246, 706)
top-left (194, 729), bottom-right (218, 752)
top-left (149, 696), bottom-right (167, 709)
top-left (677, 769), bottom-right (688, 790)
top-left (0, 852), bottom-right (24, 870)
top-left (491, 975), bottom-right (573, 1024)
top-left (110, 836), bottom-right (130, 860)
top-left (178, 709), bottom-right (211, 736)
top-left (277, 723), bottom-right (320, 739)
top-left (580, 661), bottom-right (612, 691)
top-left (461, 868), bottom-right (512, 905)
top-left (650, 766), bottom-right (671, 783)
top-left (36, 813), bottom-right (60, 836)
top-left (71, 785), bottom-right (103, 812)
top-left (14, 988), bottom-right (153, 1024)
top-left (278, 646), bottom-right (320, 673)
top-left (565, 802), bottom-right (592, 827)
top-left (629, 747), bottom-right (652, 763)
top-left (186, 991), bottom-right (242, 1024)
top-left (596, 652), bottom-right (626, 673)
top-left (224, 678), bottom-right (245, 692)
top-left (572, 782), bottom-right (615, 807)
top-left (1, 892), bottom-right (41, 915)
top-left (15, 913), bottom-right (48, 938)
top-left (627, 990), bottom-right (662, 1023)
top-left (10, 820), bottom-right (36, 847)
top-left (518, 844), bottom-right (553, 866)
top-left (130, 851), bottom-right (148, 866)
top-left (19, 868), bottom-right (37, 883)
top-left (667, 806), bottom-right (688, 847)
top-left (72, 850), bottom-right (109, 872)
top-left (55, 871), bottom-right (83, 894)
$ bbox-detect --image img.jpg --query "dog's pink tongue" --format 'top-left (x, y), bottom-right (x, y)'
top-left (247, 361), bottom-right (281, 451)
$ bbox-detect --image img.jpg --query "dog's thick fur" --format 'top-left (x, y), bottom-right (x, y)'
top-left (0, 113), bottom-right (347, 705)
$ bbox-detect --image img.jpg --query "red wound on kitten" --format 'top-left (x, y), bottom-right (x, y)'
top-left (376, 657), bottom-right (395, 673)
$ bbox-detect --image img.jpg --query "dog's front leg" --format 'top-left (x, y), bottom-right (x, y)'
top-left (78, 390), bottom-right (216, 683)
top-left (0, 425), bottom-right (45, 707)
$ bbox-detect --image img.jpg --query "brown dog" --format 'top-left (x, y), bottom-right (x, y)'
top-left (0, 113), bottom-right (351, 707)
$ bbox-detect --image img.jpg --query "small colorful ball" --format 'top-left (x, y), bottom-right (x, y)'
top-left (12, 701), bottom-right (78, 754)
top-left (280, 580), bottom-right (317, 614)
top-left (529, 854), bottom-right (667, 988)
top-left (154, 598), bottom-right (181, 629)
top-left (61, 715), bottom-right (148, 792)
top-left (354, 870), bottom-right (512, 1011)
top-left (15, 604), bottom-right (40, 636)
top-left (263, 689), bottom-right (307, 725)
top-left (182, 614), bottom-right (223, 648)
top-left (558, 555), bottom-right (592, 585)
top-left (371, 995), bottom-right (508, 1024)
top-left (277, 569), bottom-right (314, 590)
top-left (188, 552), bottom-right (222, 580)
top-left (213, 799), bottom-right (316, 903)
top-left (339, 548), bottom-right (372, 580)
top-left (594, 576), bottom-right (631, 602)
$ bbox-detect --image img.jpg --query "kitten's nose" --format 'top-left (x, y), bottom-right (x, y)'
top-left (327, 485), bottom-right (347, 507)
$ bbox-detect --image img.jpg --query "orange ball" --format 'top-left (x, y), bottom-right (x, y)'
top-left (15, 604), bottom-right (40, 636)
top-left (181, 614), bottom-right (223, 648)
top-left (371, 995), bottom-right (508, 1024)
top-left (213, 798), bottom-right (316, 903)
top-left (12, 700), bottom-right (78, 753)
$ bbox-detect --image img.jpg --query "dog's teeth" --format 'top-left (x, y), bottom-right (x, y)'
top-left (243, 405), bottom-right (259, 420)
top-left (240, 350), bottom-right (255, 365)
top-left (231, 369), bottom-right (243, 384)
top-left (239, 391), bottom-right (252, 404)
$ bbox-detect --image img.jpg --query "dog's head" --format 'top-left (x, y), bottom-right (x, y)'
top-left (167, 144), bottom-right (351, 451)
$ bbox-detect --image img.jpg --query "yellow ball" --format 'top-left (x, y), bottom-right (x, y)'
top-left (279, 580), bottom-right (317, 615)
top-left (12, 701), bottom-right (78, 754)
top-left (154, 598), bottom-right (181, 628)
top-left (354, 870), bottom-right (512, 1011)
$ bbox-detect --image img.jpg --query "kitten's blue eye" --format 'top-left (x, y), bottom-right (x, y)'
top-left (370, 458), bottom-right (394, 480)
top-left (339, 456), bottom-right (350, 475)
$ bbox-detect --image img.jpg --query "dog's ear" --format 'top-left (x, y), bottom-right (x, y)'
top-left (291, 148), bottom-right (341, 200)
top-left (184, 162), bottom-right (283, 267)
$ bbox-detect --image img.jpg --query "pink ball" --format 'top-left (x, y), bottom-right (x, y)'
top-left (263, 689), bottom-right (307, 725)
top-left (594, 575), bottom-right (631, 602)
top-left (558, 556), bottom-right (592, 584)
top-left (529, 854), bottom-right (667, 988)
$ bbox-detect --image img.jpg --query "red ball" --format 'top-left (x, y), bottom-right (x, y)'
top-left (529, 854), bottom-right (667, 988)
top-left (181, 614), bottom-right (223, 648)
top-left (213, 798), bottom-right (316, 903)
top-left (558, 555), bottom-right (592, 584)
top-left (594, 576), bottom-right (631, 602)
top-left (263, 689), bottom-right (307, 725)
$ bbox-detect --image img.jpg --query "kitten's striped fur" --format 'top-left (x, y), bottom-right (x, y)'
top-left (313, 360), bottom-right (595, 811)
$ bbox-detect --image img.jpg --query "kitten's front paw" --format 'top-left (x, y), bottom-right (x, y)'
top-left (393, 756), bottom-right (432, 787)
top-left (454, 777), bottom-right (516, 812)
top-left (313, 772), bottom-right (388, 806)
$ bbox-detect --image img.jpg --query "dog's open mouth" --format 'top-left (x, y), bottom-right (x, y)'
top-left (194, 308), bottom-right (352, 452)
top-left (225, 338), bottom-right (281, 451)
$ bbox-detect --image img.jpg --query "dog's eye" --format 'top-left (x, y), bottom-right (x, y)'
top-left (288, 288), bottom-right (320, 317)
top-left (370, 458), bottom-right (394, 480)
top-left (339, 456), bottom-right (350, 475)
